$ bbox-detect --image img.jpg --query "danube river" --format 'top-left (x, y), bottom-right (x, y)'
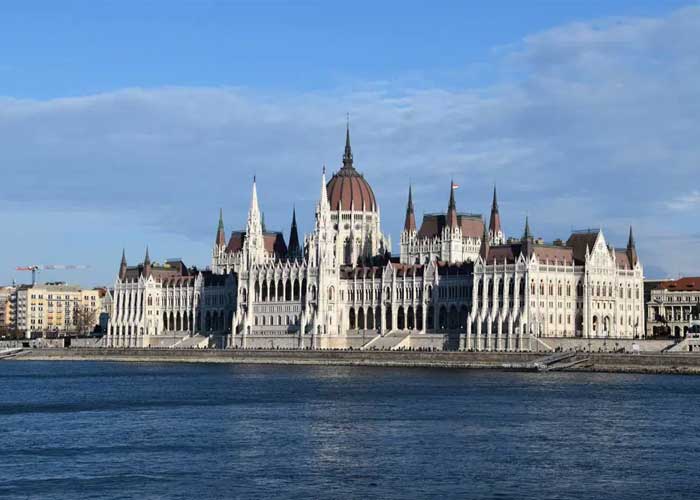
top-left (1, 362), bottom-right (698, 499)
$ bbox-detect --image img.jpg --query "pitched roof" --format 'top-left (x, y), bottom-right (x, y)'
top-left (225, 231), bottom-right (288, 258)
top-left (658, 277), bottom-right (700, 291)
top-left (533, 246), bottom-right (574, 265)
top-left (614, 250), bottom-right (633, 270)
top-left (122, 260), bottom-right (194, 283)
top-left (417, 213), bottom-right (484, 239)
top-left (566, 231), bottom-right (599, 264)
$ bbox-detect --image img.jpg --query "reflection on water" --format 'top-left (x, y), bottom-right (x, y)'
top-left (0, 362), bottom-right (698, 499)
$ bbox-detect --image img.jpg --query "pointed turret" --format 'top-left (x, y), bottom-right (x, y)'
top-left (627, 226), bottom-right (638, 267)
top-left (522, 216), bottom-right (532, 241)
top-left (250, 176), bottom-right (260, 217)
top-left (342, 120), bottom-right (353, 169)
top-left (245, 177), bottom-right (264, 264)
top-left (479, 222), bottom-right (490, 262)
top-left (404, 185), bottom-right (416, 232)
top-left (288, 207), bottom-right (301, 259)
top-left (447, 180), bottom-right (458, 228)
top-left (119, 249), bottom-right (127, 280)
top-left (489, 185), bottom-right (503, 244)
top-left (521, 216), bottom-right (534, 259)
top-left (319, 165), bottom-right (330, 212)
top-left (142, 246), bottom-right (151, 278)
top-left (215, 208), bottom-right (226, 247)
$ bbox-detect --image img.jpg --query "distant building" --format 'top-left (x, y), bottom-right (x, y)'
top-left (0, 286), bottom-right (17, 333)
top-left (646, 277), bottom-right (700, 337)
top-left (13, 283), bottom-right (102, 338)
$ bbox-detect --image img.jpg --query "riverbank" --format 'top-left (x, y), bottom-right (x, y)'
top-left (6, 348), bottom-right (700, 374)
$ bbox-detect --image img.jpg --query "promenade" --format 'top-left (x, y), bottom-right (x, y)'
top-left (7, 348), bottom-right (700, 375)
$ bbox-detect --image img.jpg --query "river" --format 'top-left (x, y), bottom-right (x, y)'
top-left (1, 361), bottom-right (697, 499)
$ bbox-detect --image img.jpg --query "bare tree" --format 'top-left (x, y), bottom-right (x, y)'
top-left (74, 305), bottom-right (97, 336)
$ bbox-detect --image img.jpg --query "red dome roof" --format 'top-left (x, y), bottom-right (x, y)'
top-left (326, 125), bottom-right (377, 212)
top-left (327, 167), bottom-right (377, 212)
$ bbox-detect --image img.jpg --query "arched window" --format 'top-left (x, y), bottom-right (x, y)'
top-left (328, 286), bottom-right (335, 301)
top-left (349, 308), bottom-right (356, 329)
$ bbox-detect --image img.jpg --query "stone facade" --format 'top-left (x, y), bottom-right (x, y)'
top-left (104, 250), bottom-right (236, 347)
top-left (646, 277), bottom-right (700, 338)
top-left (107, 126), bottom-right (646, 351)
top-left (217, 127), bottom-right (645, 350)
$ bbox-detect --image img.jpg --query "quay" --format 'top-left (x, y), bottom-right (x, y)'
top-left (6, 348), bottom-right (700, 375)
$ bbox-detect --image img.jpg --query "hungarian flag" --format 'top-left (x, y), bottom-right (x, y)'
top-left (452, 182), bottom-right (460, 189)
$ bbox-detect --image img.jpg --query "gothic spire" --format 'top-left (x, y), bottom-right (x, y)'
top-left (522, 216), bottom-right (531, 240)
top-left (215, 208), bottom-right (226, 247)
top-left (288, 206), bottom-right (301, 259)
top-left (489, 184), bottom-right (502, 243)
top-left (479, 222), bottom-right (490, 262)
top-left (627, 225), bottom-right (638, 267)
top-left (250, 176), bottom-right (260, 215)
top-left (320, 165), bottom-right (330, 211)
top-left (142, 246), bottom-right (151, 277)
top-left (246, 176), bottom-right (263, 239)
top-left (447, 180), bottom-right (458, 228)
top-left (119, 249), bottom-right (127, 280)
top-left (627, 226), bottom-right (636, 249)
top-left (342, 118), bottom-right (353, 169)
top-left (404, 184), bottom-right (416, 232)
top-left (521, 216), bottom-right (534, 259)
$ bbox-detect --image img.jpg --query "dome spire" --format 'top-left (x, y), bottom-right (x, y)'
top-left (343, 114), bottom-right (353, 169)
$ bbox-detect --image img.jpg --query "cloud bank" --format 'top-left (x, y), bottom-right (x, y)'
top-left (1, 6), bottom-right (699, 283)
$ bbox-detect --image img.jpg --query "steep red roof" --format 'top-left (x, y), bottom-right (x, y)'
top-left (484, 245), bottom-right (518, 264)
top-left (416, 214), bottom-right (484, 239)
top-left (566, 231), bottom-right (599, 264)
top-left (659, 277), bottom-right (700, 291)
top-left (225, 231), bottom-right (288, 258)
top-left (533, 246), bottom-right (574, 265)
top-left (615, 251), bottom-right (633, 270)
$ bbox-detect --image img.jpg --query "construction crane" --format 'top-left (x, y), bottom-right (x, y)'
top-left (16, 265), bottom-right (91, 286)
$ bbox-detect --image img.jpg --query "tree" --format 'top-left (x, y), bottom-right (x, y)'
top-left (74, 305), bottom-right (97, 336)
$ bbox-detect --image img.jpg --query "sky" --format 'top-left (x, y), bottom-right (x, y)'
top-left (1, 0), bottom-right (699, 286)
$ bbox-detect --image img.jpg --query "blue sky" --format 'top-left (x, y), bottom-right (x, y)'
top-left (1, 1), bottom-right (698, 285)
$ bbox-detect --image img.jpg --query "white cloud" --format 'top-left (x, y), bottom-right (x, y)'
top-left (1, 6), bottom-right (699, 282)
top-left (666, 190), bottom-right (700, 211)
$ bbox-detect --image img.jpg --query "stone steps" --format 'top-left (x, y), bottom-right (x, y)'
top-left (361, 331), bottom-right (412, 351)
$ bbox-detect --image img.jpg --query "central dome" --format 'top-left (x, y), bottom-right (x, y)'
top-left (326, 126), bottom-right (377, 212)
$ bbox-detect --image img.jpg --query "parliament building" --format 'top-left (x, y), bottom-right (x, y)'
top-left (106, 127), bottom-right (645, 350)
